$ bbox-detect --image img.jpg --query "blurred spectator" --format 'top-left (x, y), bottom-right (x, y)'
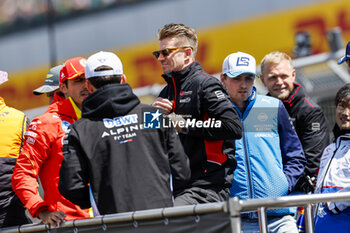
top-left (0, 0), bottom-right (141, 32)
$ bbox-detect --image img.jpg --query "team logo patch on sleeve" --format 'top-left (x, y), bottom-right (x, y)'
top-left (214, 90), bottom-right (225, 99)
top-left (61, 121), bottom-right (71, 132)
top-left (26, 137), bottom-right (36, 145)
top-left (312, 122), bottom-right (321, 131)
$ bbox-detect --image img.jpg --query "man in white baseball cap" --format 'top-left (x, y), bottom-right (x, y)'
top-left (59, 51), bottom-right (190, 215)
top-left (221, 52), bottom-right (306, 233)
top-left (83, 51), bottom-right (126, 92)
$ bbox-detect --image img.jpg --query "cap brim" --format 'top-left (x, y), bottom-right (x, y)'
top-left (226, 71), bottom-right (259, 79)
top-left (32, 85), bottom-right (59, 95)
top-left (338, 56), bottom-right (346, 65)
top-left (338, 54), bottom-right (350, 64)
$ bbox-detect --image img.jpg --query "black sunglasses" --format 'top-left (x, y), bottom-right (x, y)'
top-left (152, 47), bottom-right (191, 59)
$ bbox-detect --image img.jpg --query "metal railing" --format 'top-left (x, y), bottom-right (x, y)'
top-left (229, 192), bottom-right (350, 233)
top-left (2, 192), bottom-right (350, 233)
top-left (0, 202), bottom-right (226, 233)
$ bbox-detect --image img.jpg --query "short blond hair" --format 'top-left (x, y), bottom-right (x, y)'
top-left (157, 23), bottom-right (198, 59)
top-left (260, 51), bottom-right (293, 74)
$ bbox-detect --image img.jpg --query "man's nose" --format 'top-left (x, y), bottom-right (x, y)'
top-left (157, 53), bottom-right (166, 61)
top-left (242, 79), bottom-right (248, 87)
top-left (343, 107), bottom-right (350, 115)
top-left (275, 77), bottom-right (283, 85)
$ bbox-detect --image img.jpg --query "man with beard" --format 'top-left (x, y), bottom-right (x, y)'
top-left (12, 57), bottom-right (91, 227)
top-left (260, 51), bottom-right (329, 194)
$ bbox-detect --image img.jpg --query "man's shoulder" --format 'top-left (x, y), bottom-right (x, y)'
top-left (294, 94), bottom-right (323, 115)
top-left (32, 112), bottom-right (61, 124)
top-left (190, 71), bottom-right (223, 93)
top-left (291, 84), bottom-right (320, 109)
top-left (28, 112), bottom-right (65, 134)
top-left (3, 105), bottom-right (25, 117)
top-left (70, 118), bottom-right (96, 133)
top-left (192, 69), bottom-right (217, 82)
top-left (132, 103), bottom-right (166, 115)
top-left (23, 113), bottom-right (63, 144)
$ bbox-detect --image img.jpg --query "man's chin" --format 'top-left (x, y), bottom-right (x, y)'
top-left (276, 91), bottom-right (290, 100)
top-left (162, 68), bottom-right (170, 74)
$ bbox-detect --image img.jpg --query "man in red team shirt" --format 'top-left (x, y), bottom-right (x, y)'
top-left (12, 57), bottom-right (91, 227)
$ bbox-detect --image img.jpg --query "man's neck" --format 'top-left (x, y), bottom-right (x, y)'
top-left (234, 101), bottom-right (245, 112)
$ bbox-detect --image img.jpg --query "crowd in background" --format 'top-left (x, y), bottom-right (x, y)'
top-left (0, 0), bottom-right (144, 35)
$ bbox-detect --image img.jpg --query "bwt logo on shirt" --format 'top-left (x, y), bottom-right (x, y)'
top-left (143, 110), bottom-right (162, 129)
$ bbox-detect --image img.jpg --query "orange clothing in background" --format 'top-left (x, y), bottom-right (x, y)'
top-left (0, 97), bottom-right (31, 227)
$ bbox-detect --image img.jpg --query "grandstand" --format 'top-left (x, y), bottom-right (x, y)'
top-left (0, 0), bottom-right (349, 113)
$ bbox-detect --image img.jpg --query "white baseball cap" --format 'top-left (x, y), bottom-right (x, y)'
top-left (85, 51), bottom-right (123, 79)
top-left (222, 52), bottom-right (259, 78)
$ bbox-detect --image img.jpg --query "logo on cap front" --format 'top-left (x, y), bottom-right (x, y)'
top-left (97, 58), bottom-right (106, 63)
top-left (79, 59), bottom-right (87, 67)
top-left (236, 57), bottom-right (250, 66)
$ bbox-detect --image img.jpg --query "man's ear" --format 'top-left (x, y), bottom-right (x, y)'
top-left (185, 47), bottom-right (195, 62)
top-left (291, 68), bottom-right (296, 82)
top-left (121, 74), bottom-right (127, 84)
top-left (260, 74), bottom-right (266, 86)
top-left (59, 82), bottom-right (68, 98)
top-left (186, 47), bottom-right (192, 56)
top-left (220, 74), bottom-right (226, 87)
top-left (86, 80), bottom-right (96, 93)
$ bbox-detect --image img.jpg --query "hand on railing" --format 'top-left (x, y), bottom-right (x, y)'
top-left (38, 209), bottom-right (66, 227)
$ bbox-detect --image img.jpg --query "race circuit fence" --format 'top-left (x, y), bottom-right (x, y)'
top-left (2, 192), bottom-right (350, 233)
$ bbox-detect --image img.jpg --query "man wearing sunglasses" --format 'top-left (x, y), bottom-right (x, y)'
top-left (153, 23), bottom-right (242, 206)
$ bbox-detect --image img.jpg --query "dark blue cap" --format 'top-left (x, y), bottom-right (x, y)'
top-left (33, 65), bottom-right (62, 95)
top-left (338, 41), bottom-right (350, 65)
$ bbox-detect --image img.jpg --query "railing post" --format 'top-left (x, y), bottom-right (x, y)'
top-left (228, 197), bottom-right (242, 233)
top-left (258, 207), bottom-right (268, 233)
top-left (304, 203), bottom-right (314, 233)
